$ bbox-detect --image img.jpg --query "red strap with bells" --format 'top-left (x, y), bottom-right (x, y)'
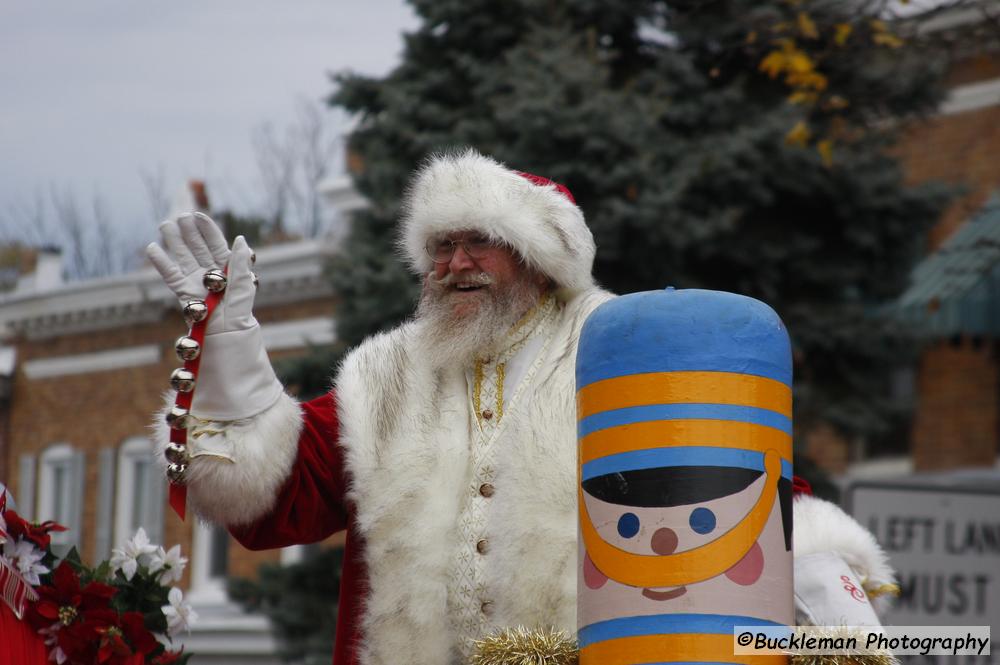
top-left (168, 271), bottom-right (228, 521)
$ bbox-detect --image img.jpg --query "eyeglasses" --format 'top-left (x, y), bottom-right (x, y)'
top-left (425, 234), bottom-right (497, 264)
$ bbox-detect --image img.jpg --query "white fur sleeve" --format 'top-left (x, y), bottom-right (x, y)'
top-left (153, 391), bottom-right (303, 526)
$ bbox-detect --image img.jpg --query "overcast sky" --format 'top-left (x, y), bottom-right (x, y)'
top-left (0, 1), bottom-right (417, 264)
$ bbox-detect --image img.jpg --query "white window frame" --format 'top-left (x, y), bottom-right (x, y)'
top-left (113, 436), bottom-right (164, 548)
top-left (187, 520), bottom-right (230, 605)
top-left (37, 443), bottom-right (84, 547)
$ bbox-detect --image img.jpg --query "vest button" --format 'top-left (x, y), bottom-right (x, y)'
top-left (481, 409), bottom-right (493, 420)
top-left (476, 539), bottom-right (489, 554)
top-left (479, 483), bottom-right (495, 498)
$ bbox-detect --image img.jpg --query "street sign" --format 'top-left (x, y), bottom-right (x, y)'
top-left (845, 482), bottom-right (1000, 631)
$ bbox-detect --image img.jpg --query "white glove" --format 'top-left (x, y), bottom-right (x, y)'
top-left (793, 494), bottom-right (899, 627)
top-left (794, 551), bottom-right (885, 627)
top-left (146, 213), bottom-right (283, 421)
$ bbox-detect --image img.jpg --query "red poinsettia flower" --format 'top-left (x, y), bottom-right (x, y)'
top-left (28, 561), bottom-right (116, 631)
top-left (2, 507), bottom-right (67, 550)
top-left (59, 607), bottom-right (118, 663)
top-left (120, 611), bottom-right (159, 655)
top-left (96, 623), bottom-right (134, 663)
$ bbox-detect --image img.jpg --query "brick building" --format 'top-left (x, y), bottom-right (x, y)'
top-left (838, 5), bottom-right (1000, 480)
top-left (0, 211), bottom-right (339, 661)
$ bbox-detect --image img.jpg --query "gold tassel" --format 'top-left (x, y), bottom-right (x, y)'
top-left (471, 626), bottom-right (578, 665)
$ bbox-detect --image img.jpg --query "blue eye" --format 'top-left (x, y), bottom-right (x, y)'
top-left (617, 512), bottom-right (640, 538)
top-left (689, 507), bottom-right (716, 534)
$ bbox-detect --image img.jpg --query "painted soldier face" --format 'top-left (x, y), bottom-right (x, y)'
top-left (579, 467), bottom-right (792, 626)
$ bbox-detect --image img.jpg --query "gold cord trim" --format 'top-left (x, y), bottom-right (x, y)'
top-left (507, 293), bottom-right (551, 339)
top-left (474, 360), bottom-right (485, 427)
top-left (496, 363), bottom-right (505, 421)
top-left (190, 428), bottom-right (225, 439)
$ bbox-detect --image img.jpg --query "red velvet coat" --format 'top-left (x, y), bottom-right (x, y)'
top-left (229, 392), bottom-right (366, 665)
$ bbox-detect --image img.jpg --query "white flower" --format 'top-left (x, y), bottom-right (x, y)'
top-left (148, 544), bottom-right (187, 585)
top-left (110, 527), bottom-right (158, 581)
top-left (39, 623), bottom-right (67, 665)
top-left (2, 538), bottom-right (50, 585)
top-left (162, 586), bottom-right (198, 635)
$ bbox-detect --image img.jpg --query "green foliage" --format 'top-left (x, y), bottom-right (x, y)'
top-left (229, 548), bottom-right (344, 665)
top-left (273, 342), bottom-right (347, 401)
top-left (328, 0), bottom-right (952, 442)
top-left (214, 210), bottom-right (268, 247)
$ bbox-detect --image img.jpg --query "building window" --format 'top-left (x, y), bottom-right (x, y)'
top-left (188, 521), bottom-right (231, 605)
top-left (114, 437), bottom-right (164, 547)
top-left (37, 443), bottom-right (84, 547)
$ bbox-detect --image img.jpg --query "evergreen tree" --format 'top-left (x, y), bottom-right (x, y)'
top-left (329, 0), bottom-right (950, 443)
top-left (229, 548), bottom-right (344, 665)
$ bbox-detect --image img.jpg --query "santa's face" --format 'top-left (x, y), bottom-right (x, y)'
top-left (579, 471), bottom-right (792, 627)
top-left (430, 231), bottom-right (542, 319)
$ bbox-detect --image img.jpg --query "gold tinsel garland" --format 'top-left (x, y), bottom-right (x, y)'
top-left (471, 627), bottom-right (578, 665)
top-left (791, 656), bottom-right (897, 665)
top-left (470, 626), bottom-right (898, 665)
top-left (788, 625), bottom-right (898, 665)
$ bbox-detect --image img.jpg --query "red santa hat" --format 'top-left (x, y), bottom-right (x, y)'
top-left (399, 149), bottom-right (597, 295)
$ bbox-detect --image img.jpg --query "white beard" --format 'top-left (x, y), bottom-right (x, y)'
top-left (415, 271), bottom-right (543, 370)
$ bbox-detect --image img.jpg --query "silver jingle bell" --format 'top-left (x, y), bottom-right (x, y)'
top-left (166, 462), bottom-right (187, 484)
top-left (183, 300), bottom-right (208, 325)
top-left (203, 269), bottom-right (227, 293)
top-left (165, 405), bottom-right (190, 429)
top-left (175, 336), bottom-right (201, 361)
top-left (251, 271), bottom-right (259, 288)
top-left (165, 442), bottom-right (190, 465)
top-left (169, 368), bottom-right (196, 392)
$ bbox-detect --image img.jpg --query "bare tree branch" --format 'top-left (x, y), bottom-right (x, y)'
top-left (291, 98), bottom-right (343, 237)
top-left (139, 164), bottom-right (171, 223)
top-left (252, 121), bottom-right (298, 233)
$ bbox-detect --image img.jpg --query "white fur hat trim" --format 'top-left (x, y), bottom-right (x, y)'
top-left (400, 149), bottom-right (596, 295)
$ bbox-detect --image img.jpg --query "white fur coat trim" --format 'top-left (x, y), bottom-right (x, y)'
top-left (793, 494), bottom-right (896, 605)
top-left (336, 289), bottom-right (612, 665)
top-left (153, 391), bottom-right (302, 525)
top-left (400, 150), bottom-right (596, 296)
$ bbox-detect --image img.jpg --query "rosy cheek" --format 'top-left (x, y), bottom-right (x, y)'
top-left (724, 541), bottom-right (764, 586)
top-left (583, 551), bottom-right (609, 589)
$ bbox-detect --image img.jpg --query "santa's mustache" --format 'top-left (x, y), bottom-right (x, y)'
top-left (429, 272), bottom-right (494, 288)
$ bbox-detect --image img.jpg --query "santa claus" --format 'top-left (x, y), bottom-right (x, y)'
top-left (148, 150), bottom-right (896, 665)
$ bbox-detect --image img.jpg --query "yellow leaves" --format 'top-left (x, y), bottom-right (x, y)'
top-left (760, 50), bottom-right (788, 78)
top-left (797, 12), bottom-right (819, 40)
top-left (816, 139), bottom-right (834, 167)
top-left (872, 32), bottom-right (904, 48)
top-left (787, 51), bottom-right (814, 74)
top-left (785, 123), bottom-right (835, 167)
top-left (788, 90), bottom-right (819, 105)
top-left (790, 70), bottom-right (828, 92)
top-left (834, 23), bottom-right (852, 46)
top-left (870, 19), bottom-right (904, 48)
top-left (759, 40), bottom-right (828, 91)
top-left (785, 120), bottom-right (811, 147)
